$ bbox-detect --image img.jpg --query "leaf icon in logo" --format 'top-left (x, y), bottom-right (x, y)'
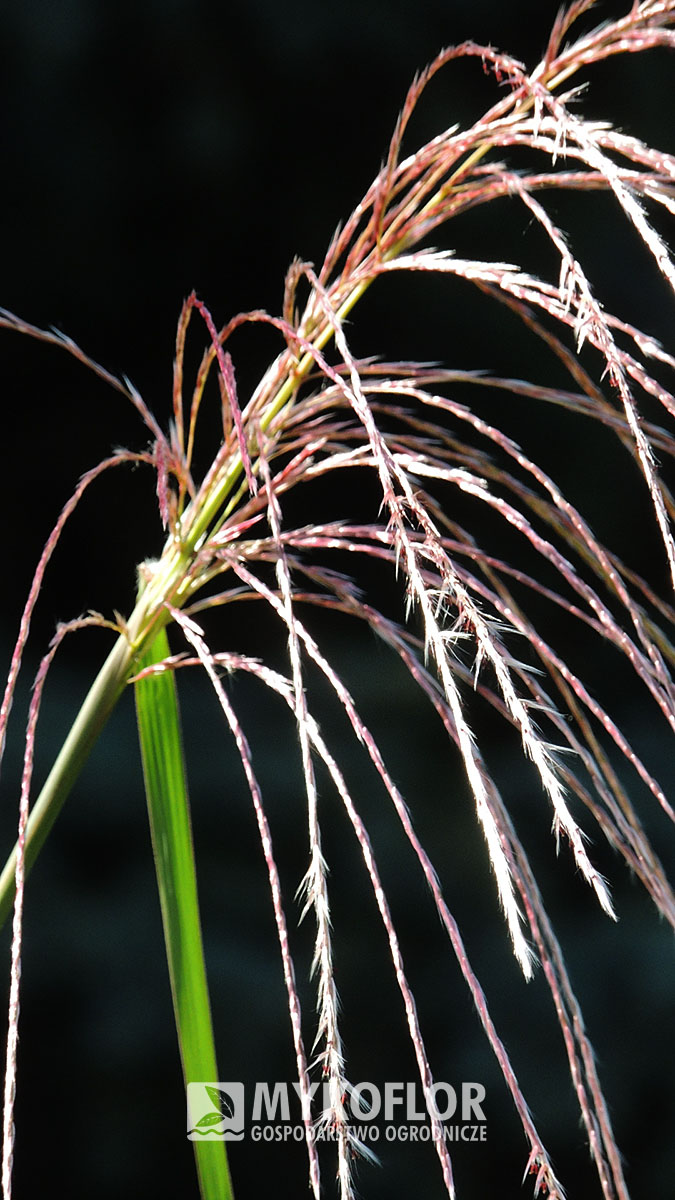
top-left (204, 1085), bottom-right (236, 1121)
top-left (196, 1110), bottom-right (228, 1129)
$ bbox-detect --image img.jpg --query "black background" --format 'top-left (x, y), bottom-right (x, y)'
top-left (1, 2), bottom-right (674, 1197)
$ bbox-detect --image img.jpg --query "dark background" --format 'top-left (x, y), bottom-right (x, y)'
top-left (1, 2), bottom-right (674, 1197)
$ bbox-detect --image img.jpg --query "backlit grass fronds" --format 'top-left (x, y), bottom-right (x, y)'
top-left (2, 3), bottom-right (675, 1198)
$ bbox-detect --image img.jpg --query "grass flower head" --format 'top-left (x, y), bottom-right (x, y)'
top-left (1, 3), bottom-right (675, 1197)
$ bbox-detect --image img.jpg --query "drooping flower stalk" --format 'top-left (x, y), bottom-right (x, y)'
top-left (2, 4), bottom-right (675, 1198)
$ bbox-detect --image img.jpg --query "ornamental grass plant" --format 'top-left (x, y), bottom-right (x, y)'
top-left (2, 2), bottom-right (675, 1197)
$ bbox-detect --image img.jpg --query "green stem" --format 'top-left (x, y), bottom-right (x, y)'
top-left (0, 576), bottom-right (179, 927)
top-left (0, 630), bottom-right (134, 928)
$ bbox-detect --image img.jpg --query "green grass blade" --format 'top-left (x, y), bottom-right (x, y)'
top-left (135, 628), bottom-right (234, 1200)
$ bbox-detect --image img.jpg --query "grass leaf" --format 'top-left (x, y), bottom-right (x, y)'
top-left (134, 626), bottom-right (234, 1200)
